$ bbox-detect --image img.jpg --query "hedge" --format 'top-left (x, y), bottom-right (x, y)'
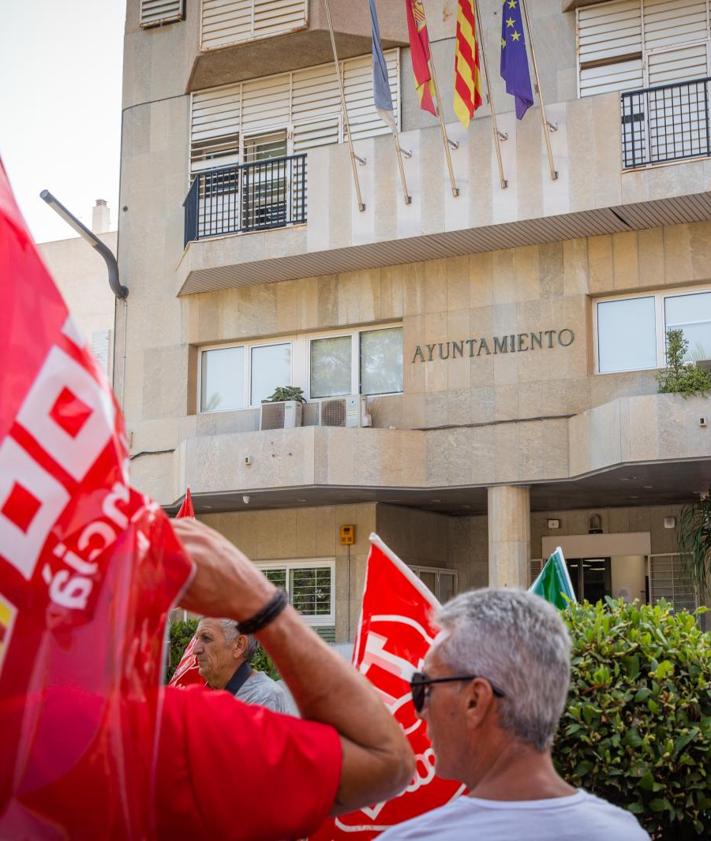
top-left (554, 598), bottom-right (711, 838)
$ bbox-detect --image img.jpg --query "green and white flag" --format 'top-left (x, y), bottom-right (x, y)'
top-left (529, 547), bottom-right (576, 610)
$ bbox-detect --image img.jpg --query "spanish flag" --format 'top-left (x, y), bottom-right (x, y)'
top-left (404, 0), bottom-right (437, 116)
top-left (454, 0), bottom-right (483, 128)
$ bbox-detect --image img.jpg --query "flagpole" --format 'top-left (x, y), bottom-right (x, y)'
top-left (420, 1), bottom-right (459, 198)
top-left (519, 0), bottom-right (558, 181)
top-left (322, 0), bottom-right (367, 211)
top-left (392, 133), bottom-right (412, 204)
top-left (474, 0), bottom-right (507, 190)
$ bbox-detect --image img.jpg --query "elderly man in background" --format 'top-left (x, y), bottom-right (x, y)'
top-left (194, 617), bottom-right (290, 712)
top-left (380, 588), bottom-right (649, 840)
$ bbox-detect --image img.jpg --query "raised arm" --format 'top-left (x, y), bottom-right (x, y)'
top-left (173, 518), bottom-right (414, 814)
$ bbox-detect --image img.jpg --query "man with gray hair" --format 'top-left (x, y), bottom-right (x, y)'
top-left (380, 588), bottom-right (648, 840)
top-left (194, 617), bottom-right (290, 712)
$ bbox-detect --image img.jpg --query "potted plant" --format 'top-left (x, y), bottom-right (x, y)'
top-left (263, 386), bottom-right (306, 403)
top-left (260, 386), bottom-right (305, 429)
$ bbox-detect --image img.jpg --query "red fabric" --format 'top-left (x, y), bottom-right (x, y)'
top-left (168, 631), bottom-right (204, 687)
top-left (310, 536), bottom-right (465, 839)
top-left (156, 685), bottom-right (342, 840)
top-left (0, 159), bottom-right (193, 838)
top-left (175, 487), bottom-right (195, 519)
top-left (404, 0), bottom-right (437, 115)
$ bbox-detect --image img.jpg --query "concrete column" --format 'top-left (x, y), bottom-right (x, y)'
top-left (487, 485), bottom-right (531, 589)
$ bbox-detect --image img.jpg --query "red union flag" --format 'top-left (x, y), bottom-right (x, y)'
top-left (310, 535), bottom-right (464, 840)
top-left (175, 486), bottom-right (195, 519)
top-left (168, 631), bottom-right (204, 688)
top-left (0, 161), bottom-right (193, 837)
top-left (168, 487), bottom-right (204, 688)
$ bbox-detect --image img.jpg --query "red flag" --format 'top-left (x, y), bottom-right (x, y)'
top-left (169, 486), bottom-right (201, 688)
top-left (310, 535), bottom-right (464, 839)
top-left (168, 632), bottom-right (204, 688)
top-left (404, 0), bottom-right (437, 116)
top-left (0, 161), bottom-right (193, 837)
top-left (175, 486), bottom-right (195, 519)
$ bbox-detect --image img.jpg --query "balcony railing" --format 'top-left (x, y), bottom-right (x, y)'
top-left (621, 76), bottom-right (711, 169)
top-left (184, 154), bottom-right (307, 245)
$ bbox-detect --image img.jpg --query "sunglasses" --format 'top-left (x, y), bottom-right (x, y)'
top-left (410, 670), bottom-right (505, 714)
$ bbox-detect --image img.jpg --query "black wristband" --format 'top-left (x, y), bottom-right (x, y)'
top-left (236, 589), bottom-right (288, 635)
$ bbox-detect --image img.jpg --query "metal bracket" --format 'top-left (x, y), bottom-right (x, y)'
top-left (447, 138), bottom-right (459, 150)
top-left (355, 155), bottom-right (367, 166)
top-left (497, 130), bottom-right (509, 141)
top-left (399, 147), bottom-right (413, 159)
top-left (547, 121), bottom-right (558, 133)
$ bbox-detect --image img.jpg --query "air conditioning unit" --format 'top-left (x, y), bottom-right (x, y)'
top-left (319, 396), bottom-right (371, 428)
top-left (260, 400), bottom-right (303, 430)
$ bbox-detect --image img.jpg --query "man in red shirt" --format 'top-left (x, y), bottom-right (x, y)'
top-left (160, 519), bottom-right (415, 840)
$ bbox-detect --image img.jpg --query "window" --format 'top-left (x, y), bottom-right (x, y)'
top-left (189, 51), bottom-right (400, 173)
top-left (200, 342), bottom-right (291, 412)
top-left (597, 296), bottom-right (656, 373)
top-left (411, 566), bottom-right (458, 604)
top-left (307, 326), bottom-right (403, 400)
top-left (201, 346), bottom-right (246, 412)
top-left (665, 291), bottom-right (711, 361)
top-left (199, 322), bottom-right (403, 412)
top-left (258, 560), bottom-right (335, 627)
top-left (140, 0), bottom-right (184, 28)
top-left (577, 0), bottom-right (710, 98)
top-left (250, 343), bottom-right (291, 404)
top-left (310, 335), bottom-right (352, 398)
top-left (360, 328), bottom-right (403, 396)
top-left (201, 0), bottom-right (308, 50)
top-left (595, 287), bottom-right (711, 373)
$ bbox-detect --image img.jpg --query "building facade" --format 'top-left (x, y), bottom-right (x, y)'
top-left (118, 0), bottom-right (711, 640)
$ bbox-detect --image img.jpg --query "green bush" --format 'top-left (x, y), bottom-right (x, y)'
top-left (166, 618), bottom-right (198, 682)
top-left (166, 618), bottom-right (280, 683)
top-left (554, 598), bottom-right (711, 838)
top-left (657, 329), bottom-right (711, 398)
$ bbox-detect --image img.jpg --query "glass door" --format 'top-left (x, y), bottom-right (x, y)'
top-left (566, 557), bottom-right (611, 603)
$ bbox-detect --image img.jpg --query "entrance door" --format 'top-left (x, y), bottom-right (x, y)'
top-left (566, 557), bottom-right (611, 603)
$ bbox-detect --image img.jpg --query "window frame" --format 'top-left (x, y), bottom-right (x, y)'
top-left (306, 323), bottom-right (404, 401)
top-left (410, 564), bottom-right (459, 603)
top-left (198, 337), bottom-right (295, 413)
top-left (197, 322), bottom-right (404, 414)
top-left (594, 285), bottom-right (711, 374)
top-left (256, 558), bottom-right (336, 627)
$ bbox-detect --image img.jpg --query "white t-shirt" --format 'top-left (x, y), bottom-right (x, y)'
top-left (378, 790), bottom-right (649, 840)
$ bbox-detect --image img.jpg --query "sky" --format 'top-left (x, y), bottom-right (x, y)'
top-left (0, 0), bottom-right (126, 243)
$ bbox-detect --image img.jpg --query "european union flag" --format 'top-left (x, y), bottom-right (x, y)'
top-left (500, 0), bottom-right (533, 120)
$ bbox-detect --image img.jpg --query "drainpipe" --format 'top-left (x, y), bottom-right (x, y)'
top-left (40, 189), bottom-right (128, 300)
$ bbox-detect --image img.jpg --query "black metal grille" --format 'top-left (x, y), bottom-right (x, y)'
top-left (621, 77), bottom-right (711, 169)
top-left (183, 154), bottom-right (307, 245)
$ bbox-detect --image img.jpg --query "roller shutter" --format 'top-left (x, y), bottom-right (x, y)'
top-left (201, 0), bottom-right (308, 51)
top-left (189, 50), bottom-right (400, 169)
top-left (140, 0), bottom-right (184, 28)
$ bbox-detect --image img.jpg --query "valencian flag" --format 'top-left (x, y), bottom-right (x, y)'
top-left (530, 547), bottom-right (577, 610)
top-left (500, 0), bottom-right (534, 119)
top-left (0, 161), bottom-right (193, 837)
top-left (310, 535), bottom-right (465, 839)
top-left (404, 0), bottom-right (437, 116)
top-left (370, 0), bottom-right (396, 130)
top-left (453, 0), bottom-right (483, 128)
